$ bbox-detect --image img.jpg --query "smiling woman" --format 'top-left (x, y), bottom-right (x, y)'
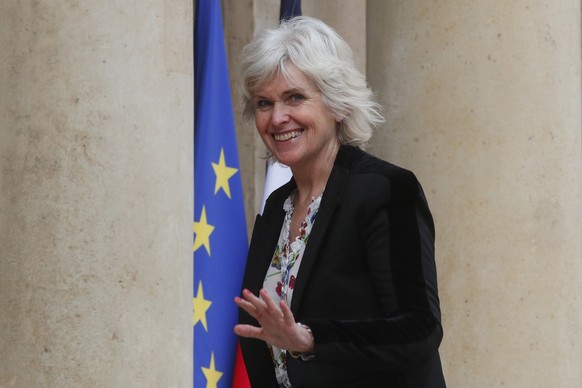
top-left (234, 16), bottom-right (446, 388)
top-left (251, 64), bottom-right (340, 180)
top-left (240, 17), bottom-right (383, 148)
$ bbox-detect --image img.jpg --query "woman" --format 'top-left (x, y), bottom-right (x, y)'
top-left (234, 17), bottom-right (446, 387)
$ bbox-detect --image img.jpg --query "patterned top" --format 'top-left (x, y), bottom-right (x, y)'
top-left (263, 190), bottom-right (322, 388)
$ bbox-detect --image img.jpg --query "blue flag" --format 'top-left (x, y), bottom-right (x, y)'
top-left (194, 0), bottom-right (248, 386)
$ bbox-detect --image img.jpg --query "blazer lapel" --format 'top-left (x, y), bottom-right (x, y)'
top-left (243, 181), bottom-right (295, 296)
top-left (290, 150), bottom-right (352, 315)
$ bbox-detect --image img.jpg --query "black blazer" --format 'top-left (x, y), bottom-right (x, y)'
top-left (239, 145), bottom-right (446, 387)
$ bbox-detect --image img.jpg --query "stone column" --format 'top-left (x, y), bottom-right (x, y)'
top-left (367, 1), bottom-right (582, 387)
top-left (0, 1), bottom-right (193, 387)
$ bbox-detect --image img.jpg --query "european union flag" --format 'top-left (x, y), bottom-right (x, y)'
top-left (194, 0), bottom-right (248, 386)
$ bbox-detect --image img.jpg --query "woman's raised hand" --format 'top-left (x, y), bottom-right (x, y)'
top-left (234, 289), bottom-right (314, 354)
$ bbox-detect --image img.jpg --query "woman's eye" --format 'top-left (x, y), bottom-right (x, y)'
top-left (256, 100), bottom-right (272, 109)
top-left (288, 94), bottom-right (305, 104)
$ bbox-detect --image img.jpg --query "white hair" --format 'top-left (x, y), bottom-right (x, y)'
top-left (240, 16), bottom-right (384, 147)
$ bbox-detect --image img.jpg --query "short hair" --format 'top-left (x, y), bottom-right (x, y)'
top-left (240, 16), bottom-right (383, 148)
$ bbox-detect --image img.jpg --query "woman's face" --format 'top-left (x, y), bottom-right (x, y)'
top-left (252, 65), bottom-right (340, 172)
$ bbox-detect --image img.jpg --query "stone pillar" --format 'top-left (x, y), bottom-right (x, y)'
top-left (367, 1), bottom-right (582, 387)
top-left (0, 1), bottom-right (193, 387)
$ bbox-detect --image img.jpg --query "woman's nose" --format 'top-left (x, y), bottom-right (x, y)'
top-left (271, 102), bottom-right (290, 126)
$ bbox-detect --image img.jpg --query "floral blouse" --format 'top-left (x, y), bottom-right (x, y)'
top-left (263, 190), bottom-right (322, 388)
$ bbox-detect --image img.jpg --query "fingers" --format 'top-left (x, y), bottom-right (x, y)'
top-left (234, 289), bottom-right (301, 350)
top-left (279, 298), bottom-right (296, 325)
top-left (260, 289), bottom-right (283, 318)
top-left (234, 290), bottom-right (263, 320)
top-left (235, 289), bottom-right (283, 321)
top-left (234, 294), bottom-right (256, 314)
top-left (233, 323), bottom-right (263, 340)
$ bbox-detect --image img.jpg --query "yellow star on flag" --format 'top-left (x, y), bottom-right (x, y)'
top-left (193, 205), bottom-right (214, 255)
top-left (193, 281), bottom-right (212, 331)
top-left (201, 353), bottom-right (223, 388)
top-left (212, 148), bottom-right (238, 198)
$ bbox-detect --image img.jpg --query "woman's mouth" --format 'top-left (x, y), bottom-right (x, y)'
top-left (273, 129), bottom-right (303, 142)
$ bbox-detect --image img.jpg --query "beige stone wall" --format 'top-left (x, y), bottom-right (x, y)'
top-left (225, 1), bottom-right (582, 387)
top-left (0, 1), bottom-right (193, 386)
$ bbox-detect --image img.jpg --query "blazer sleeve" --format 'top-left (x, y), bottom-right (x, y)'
top-left (300, 168), bottom-right (443, 371)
